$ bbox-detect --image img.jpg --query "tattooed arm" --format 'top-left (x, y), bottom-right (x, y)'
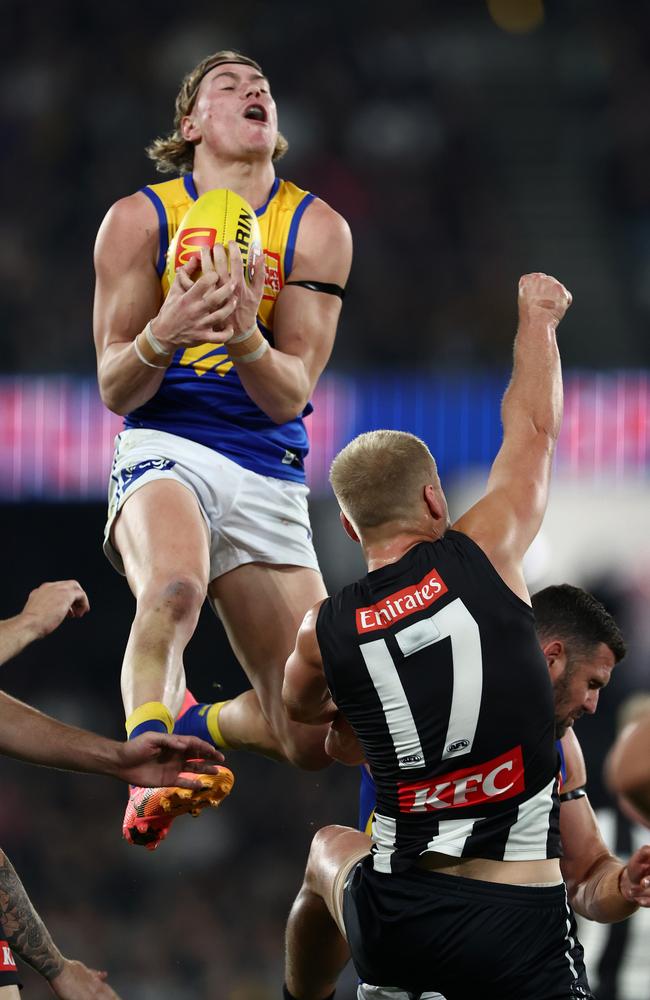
top-left (0, 849), bottom-right (64, 980)
top-left (0, 850), bottom-right (120, 998)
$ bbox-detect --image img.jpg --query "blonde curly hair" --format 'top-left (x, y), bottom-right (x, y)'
top-left (146, 50), bottom-right (289, 174)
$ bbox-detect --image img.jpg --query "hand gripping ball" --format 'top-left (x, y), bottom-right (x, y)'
top-left (166, 188), bottom-right (262, 288)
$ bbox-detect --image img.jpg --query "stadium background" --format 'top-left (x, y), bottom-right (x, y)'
top-left (1, 0), bottom-right (649, 996)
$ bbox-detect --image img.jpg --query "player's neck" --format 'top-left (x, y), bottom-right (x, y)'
top-left (192, 156), bottom-right (276, 212)
top-left (364, 529), bottom-right (442, 573)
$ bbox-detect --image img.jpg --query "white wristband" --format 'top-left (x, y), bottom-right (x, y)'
top-left (235, 338), bottom-right (270, 364)
top-left (133, 337), bottom-right (168, 369)
top-left (144, 321), bottom-right (172, 357)
top-left (228, 321), bottom-right (259, 345)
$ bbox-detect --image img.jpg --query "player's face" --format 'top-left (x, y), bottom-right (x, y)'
top-left (552, 642), bottom-right (616, 738)
top-left (189, 64), bottom-right (278, 161)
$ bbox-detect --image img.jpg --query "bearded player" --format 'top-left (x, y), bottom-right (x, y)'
top-left (93, 50), bottom-right (352, 849)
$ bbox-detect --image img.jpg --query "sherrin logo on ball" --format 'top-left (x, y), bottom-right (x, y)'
top-left (166, 188), bottom-right (262, 288)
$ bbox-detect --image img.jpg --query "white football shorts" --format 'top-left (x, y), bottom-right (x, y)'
top-left (104, 428), bottom-right (320, 581)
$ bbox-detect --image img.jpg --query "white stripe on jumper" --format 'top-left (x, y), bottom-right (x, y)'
top-left (360, 639), bottom-right (425, 771)
top-left (503, 777), bottom-right (556, 861)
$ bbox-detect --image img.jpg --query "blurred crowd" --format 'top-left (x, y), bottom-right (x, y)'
top-left (0, 743), bottom-right (360, 999)
top-left (1, 0), bottom-right (650, 374)
top-left (2, 1), bottom-right (650, 997)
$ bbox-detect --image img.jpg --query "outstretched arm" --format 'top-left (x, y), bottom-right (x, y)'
top-left (1, 582), bottom-right (221, 785)
top-left (0, 581), bottom-right (90, 666)
top-left (0, 849), bottom-right (120, 998)
top-left (283, 602), bottom-right (337, 725)
top-left (455, 273), bottom-right (571, 600)
top-left (0, 690), bottom-right (222, 787)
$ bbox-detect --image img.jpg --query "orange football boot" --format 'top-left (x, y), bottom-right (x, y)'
top-left (122, 767), bottom-right (235, 851)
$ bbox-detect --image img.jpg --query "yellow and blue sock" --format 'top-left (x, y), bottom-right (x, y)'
top-left (126, 701), bottom-right (174, 740)
top-left (173, 700), bottom-right (232, 749)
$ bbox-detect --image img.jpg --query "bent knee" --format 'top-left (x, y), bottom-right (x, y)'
top-left (304, 826), bottom-right (348, 884)
top-left (138, 575), bottom-right (206, 624)
top-left (309, 825), bottom-right (351, 860)
top-left (305, 824), bottom-right (368, 891)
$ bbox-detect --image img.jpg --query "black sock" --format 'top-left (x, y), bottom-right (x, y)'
top-left (282, 987), bottom-right (335, 1000)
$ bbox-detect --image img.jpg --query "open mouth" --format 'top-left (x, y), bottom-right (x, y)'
top-left (244, 104), bottom-right (267, 123)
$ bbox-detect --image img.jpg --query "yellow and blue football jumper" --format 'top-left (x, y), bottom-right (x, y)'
top-left (125, 174), bottom-right (316, 483)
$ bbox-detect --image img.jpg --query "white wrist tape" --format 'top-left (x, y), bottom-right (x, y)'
top-left (133, 337), bottom-right (168, 369)
top-left (234, 338), bottom-right (270, 364)
top-left (228, 321), bottom-right (259, 345)
top-left (144, 321), bottom-right (171, 357)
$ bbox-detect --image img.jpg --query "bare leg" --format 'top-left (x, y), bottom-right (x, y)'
top-left (209, 563), bottom-right (331, 769)
top-left (0, 988), bottom-right (20, 998)
top-left (113, 480), bottom-right (210, 718)
top-left (285, 825), bottom-right (371, 1000)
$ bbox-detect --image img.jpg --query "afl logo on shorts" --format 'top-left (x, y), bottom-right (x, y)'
top-left (174, 227), bottom-right (217, 269)
top-left (446, 739), bottom-right (470, 754)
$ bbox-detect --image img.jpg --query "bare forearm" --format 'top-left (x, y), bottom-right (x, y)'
top-left (234, 348), bottom-right (312, 424)
top-left (0, 691), bottom-right (118, 776)
top-left (502, 318), bottom-right (563, 442)
top-left (0, 616), bottom-right (41, 666)
top-left (569, 859), bottom-right (638, 923)
top-left (98, 340), bottom-right (166, 415)
top-left (0, 850), bottom-right (64, 980)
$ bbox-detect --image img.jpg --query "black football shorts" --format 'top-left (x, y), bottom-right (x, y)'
top-left (343, 859), bottom-right (593, 1000)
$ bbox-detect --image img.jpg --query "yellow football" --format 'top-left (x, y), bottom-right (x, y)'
top-left (165, 188), bottom-right (262, 288)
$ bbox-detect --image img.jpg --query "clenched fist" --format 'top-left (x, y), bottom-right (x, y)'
top-left (518, 272), bottom-right (572, 327)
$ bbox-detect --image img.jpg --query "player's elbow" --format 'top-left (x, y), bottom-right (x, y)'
top-left (97, 361), bottom-right (133, 416)
top-left (282, 680), bottom-right (304, 722)
top-left (99, 384), bottom-right (131, 417)
top-left (531, 420), bottom-right (561, 451)
top-left (265, 394), bottom-right (310, 425)
top-left (283, 688), bottom-right (310, 723)
top-left (284, 700), bottom-right (307, 724)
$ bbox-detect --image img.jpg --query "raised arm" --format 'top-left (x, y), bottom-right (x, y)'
top-left (454, 272), bottom-right (571, 600)
top-left (0, 581), bottom-right (89, 666)
top-left (229, 199), bottom-right (352, 424)
top-left (93, 194), bottom-right (238, 415)
top-left (282, 602), bottom-right (338, 725)
top-left (559, 729), bottom-right (650, 922)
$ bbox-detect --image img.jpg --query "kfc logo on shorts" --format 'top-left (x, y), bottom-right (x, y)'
top-left (398, 746), bottom-right (525, 813)
top-left (356, 570), bottom-right (448, 634)
top-left (174, 227), bottom-right (217, 269)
